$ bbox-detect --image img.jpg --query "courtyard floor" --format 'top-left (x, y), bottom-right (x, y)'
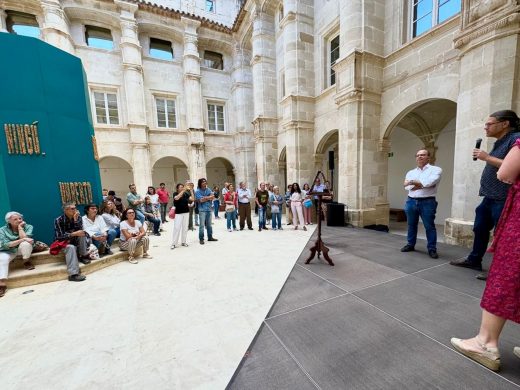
top-left (2, 218), bottom-right (519, 389)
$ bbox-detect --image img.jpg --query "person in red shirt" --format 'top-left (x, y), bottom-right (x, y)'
top-left (156, 183), bottom-right (170, 223)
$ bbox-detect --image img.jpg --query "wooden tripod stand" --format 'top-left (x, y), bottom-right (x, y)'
top-left (305, 171), bottom-right (334, 266)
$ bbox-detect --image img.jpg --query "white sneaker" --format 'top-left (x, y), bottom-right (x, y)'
top-left (170, 245), bottom-right (176, 250)
top-left (228, 228), bottom-right (232, 232)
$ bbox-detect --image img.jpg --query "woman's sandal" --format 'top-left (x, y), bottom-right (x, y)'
top-left (128, 256), bottom-right (138, 264)
top-left (23, 261), bottom-right (35, 270)
top-left (450, 337), bottom-right (500, 371)
top-left (142, 253), bottom-right (153, 259)
top-left (514, 347), bottom-right (520, 359)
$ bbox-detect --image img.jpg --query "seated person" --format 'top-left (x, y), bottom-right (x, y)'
top-left (142, 196), bottom-right (161, 236)
top-left (0, 212), bottom-right (35, 297)
top-left (107, 190), bottom-right (125, 213)
top-left (100, 200), bottom-right (121, 239)
top-left (126, 183), bottom-right (146, 224)
top-left (82, 203), bottom-right (116, 256)
top-left (119, 209), bottom-right (152, 264)
top-left (53, 202), bottom-right (88, 282)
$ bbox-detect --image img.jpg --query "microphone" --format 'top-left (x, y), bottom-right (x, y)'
top-left (473, 138), bottom-right (482, 161)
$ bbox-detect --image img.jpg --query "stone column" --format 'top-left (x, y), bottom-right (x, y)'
top-left (281, 0), bottom-right (315, 185)
top-left (40, 0), bottom-right (75, 53)
top-left (0, 9), bottom-right (7, 33)
top-left (250, 8), bottom-right (278, 186)
top-left (182, 17), bottom-right (207, 180)
top-left (231, 44), bottom-right (255, 185)
top-left (445, 1), bottom-right (520, 246)
top-left (115, 0), bottom-right (150, 193)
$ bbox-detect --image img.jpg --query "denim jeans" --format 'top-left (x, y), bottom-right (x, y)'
top-left (226, 210), bottom-right (237, 230)
top-left (160, 203), bottom-right (168, 222)
top-left (258, 206), bottom-right (266, 228)
top-left (199, 210), bottom-right (213, 240)
top-left (135, 209), bottom-right (145, 224)
top-left (272, 212), bottom-right (282, 229)
top-left (213, 200), bottom-right (220, 218)
top-left (146, 215), bottom-right (161, 234)
top-left (404, 197), bottom-right (437, 251)
top-left (92, 228), bottom-right (117, 251)
top-left (467, 197), bottom-right (505, 265)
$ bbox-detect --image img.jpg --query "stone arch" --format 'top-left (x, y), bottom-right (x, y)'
top-left (385, 99), bottom-right (457, 226)
top-left (152, 157), bottom-right (189, 193)
top-left (206, 157), bottom-right (236, 188)
top-left (98, 156), bottom-right (134, 199)
top-left (315, 129), bottom-right (339, 195)
top-left (278, 146), bottom-right (287, 191)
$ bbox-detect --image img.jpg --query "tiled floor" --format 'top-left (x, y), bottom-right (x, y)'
top-left (228, 226), bottom-right (520, 390)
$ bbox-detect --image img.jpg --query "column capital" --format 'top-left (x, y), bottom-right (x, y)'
top-left (182, 16), bottom-right (201, 33)
top-left (114, 0), bottom-right (139, 15)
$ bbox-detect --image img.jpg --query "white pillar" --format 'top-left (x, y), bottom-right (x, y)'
top-left (182, 17), bottom-right (207, 180)
top-left (115, 0), bottom-right (151, 192)
top-left (40, 0), bottom-right (75, 53)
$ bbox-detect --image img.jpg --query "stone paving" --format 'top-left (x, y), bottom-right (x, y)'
top-left (0, 217), bottom-right (315, 390)
top-left (228, 226), bottom-right (520, 389)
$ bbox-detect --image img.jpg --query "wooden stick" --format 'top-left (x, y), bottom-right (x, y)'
top-left (32, 124), bottom-right (41, 154)
top-left (85, 182), bottom-right (93, 203)
top-left (11, 124), bottom-right (19, 154)
top-left (24, 125), bottom-right (33, 155)
top-left (4, 124), bottom-right (12, 154)
top-left (16, 124), bottom-right (26, 154)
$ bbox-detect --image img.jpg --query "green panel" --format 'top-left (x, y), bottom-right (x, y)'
top-left (0, 33), bottom-right (101, 244)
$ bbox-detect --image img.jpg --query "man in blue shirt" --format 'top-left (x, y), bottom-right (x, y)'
top-left (195, 178), bottom-right (218, 245)
top-left (450, 110), bottom-right (520, 279)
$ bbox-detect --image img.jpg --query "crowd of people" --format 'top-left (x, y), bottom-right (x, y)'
top-left (0, 177), bottom-right (330, 297)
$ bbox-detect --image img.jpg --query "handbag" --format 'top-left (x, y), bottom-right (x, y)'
top-left (271, 204), bottom-right (279, 213)
top-left (49, 240), bottom-right (69, 255)
top-left (225, 204), bottom-right (235, 212)
top-left (168, 206), bottom-right (176, 219)
top-left (303, 199), bottom-right (313, 208)
top-left (33, 241), bottom-right (49, 253)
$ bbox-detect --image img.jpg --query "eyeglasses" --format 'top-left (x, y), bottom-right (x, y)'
top-left (127, 211), bottom-right (135, 214)
top-left (484, 120), bottom-right (503, 128)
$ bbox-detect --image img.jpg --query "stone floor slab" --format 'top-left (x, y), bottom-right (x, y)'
top-left (266, 295), bottom-right (519, 389)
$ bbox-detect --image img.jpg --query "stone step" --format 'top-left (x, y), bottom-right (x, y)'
top-left (6, 250), bottom-right (131, 289)
top-left (9, 250), bottom-right (64, 269)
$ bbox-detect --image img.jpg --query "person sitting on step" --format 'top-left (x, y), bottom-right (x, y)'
top-left (53, 202), bottom-right (88, 282)
top-left (0, 211), bottom-right (35, 297)
top-left (82, 203), bottom-right (116, 256)
top-left (119, 209), bottom-right (152, 264)
top-left (142, 196), bottom-right (161, 236)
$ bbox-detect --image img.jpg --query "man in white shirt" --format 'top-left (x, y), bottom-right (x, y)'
top-left (401, 149), bottom-right (442, 258)
top-left (237, 181), bottom-right (253, 230)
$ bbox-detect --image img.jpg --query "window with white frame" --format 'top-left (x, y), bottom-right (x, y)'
top-left (206, 0), bottom-right (216, 13)
top-left (85, 25), bottom-right (114, 50)
top-left (328, 35), bottom-right (340, 87)
top-left (207, 103), bottom-right (225, 131)
top-left (93, 91), bottom-right (119, 125)
top-left (155, 97), bottom-right (177, 128)
top-left (150, 38), bottom-right (173, 60)
top-left (412, 0), bottom-right (461, 38)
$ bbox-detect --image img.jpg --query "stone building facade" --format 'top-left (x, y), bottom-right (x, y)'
top-left (1, 0), bottom-right (519, 246)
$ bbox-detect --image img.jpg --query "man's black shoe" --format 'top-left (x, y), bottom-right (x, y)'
top-left (68, 274), bottom-right (86, 282)
top-left (476, 272), bottom-right (488, 280)
top-left (200, 240), bottom-right (205, 245)
top-left (428, 250), bottom-right (439, 259)
top-left (263, 227), bottom-right (268, 230)
top-left (449, 259), bottom-right (482, 271)
top-left (400, 245), bottom-right (415, 252)
top-left (258, 228), bottom-right (262, 232)
top-left (248, 227), bottom-right (254, 230)
top-left (79, 256), bottom-right (91, 265)
top-left (240, 228), bottom-right (244, 231)
top-left (208, 238), bottom-right (218, 242)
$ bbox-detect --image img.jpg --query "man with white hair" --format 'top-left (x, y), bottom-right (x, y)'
top-left (53, 202), bottom-right (88, 282)
top-left (0, 211), bottom-right (35, 297)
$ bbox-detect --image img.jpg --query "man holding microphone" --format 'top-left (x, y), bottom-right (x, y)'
top-left (450, 110), bottom-right (520, 279)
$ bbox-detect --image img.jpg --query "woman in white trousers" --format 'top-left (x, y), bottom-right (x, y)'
top-left (171, 183), bottom-right (194, 249)
top-left (290, 183), bottom-right (307, 231)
